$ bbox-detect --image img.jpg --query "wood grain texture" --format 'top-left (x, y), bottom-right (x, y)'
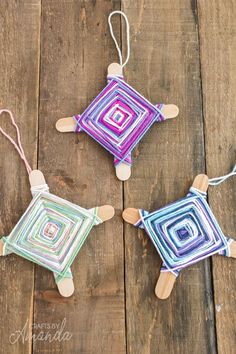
top-left (0, 1), bottom-right (41, 353)
top-left (34, 1), bottom-right (126, 353)
top-left (123, 0), bottom-right (217, 353)
top-left (198, 1), bottom-right (236, 353)
top-left (1, 1), bottom-right (236, 353)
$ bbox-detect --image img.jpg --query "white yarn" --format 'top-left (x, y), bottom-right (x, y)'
top-left (108, 11), bottom-right (130, 68)
top-left (31, 184), bottom-right (49, 196)
top-left (209, 164), bottom-right (236, 186)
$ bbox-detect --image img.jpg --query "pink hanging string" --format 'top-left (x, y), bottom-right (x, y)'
top-left (0, 109), bottom-right (32, 174)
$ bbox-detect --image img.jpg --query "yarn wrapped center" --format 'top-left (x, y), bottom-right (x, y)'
top-left (75, 77), bottom-right (164, 165)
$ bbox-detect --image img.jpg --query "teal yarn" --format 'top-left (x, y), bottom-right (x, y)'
top-left (0, 109), bottom-right (102, 283)
top-left (2, 189), bottom-right (101, 282)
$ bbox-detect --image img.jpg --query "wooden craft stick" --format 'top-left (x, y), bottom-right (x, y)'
top-left (108, 63), bottom-right (179, 119)
top-left (161, 104), bottom-right (179, 119)
top-left (155, 271), bottom-right (176, 299)
top-left (107, 62), bottom-right (123, 76)
top-left (155, 174), bottom-right (210, 298)
top-left (55, 104), bottom-right (179, 133)
top-left (192, 174), bottom-right (209, 192)
top-left (155, 272), bottom-right (177, 299)
top-left (123, 174), bottom-right (210, 299)
top-left (55, 63), bottom-right (122, 133)
top-left (122, 208), bottom-right (140, 224)
top-left (155, 272), bottom-right (176, 299)
top-left (57, 277), bottom-right (75, 298)
top-left (122, 207), bottom-right (176, 299)
top-left (55, 117), bottom-right (76, 133)
top-left (29, 169), bottom-right (46, 186)
top-left (115, 163), bottom-right (131, 181)
top-left (55, 62), bottom-right (178, 180)
top-left (29, 169), bottom-right (75, 297)
top-left (56, 277), bottom-right (74, 297)
top-left (229, 241), bottom-right (236, 258)
top-left (97, 205), bottom-right (115, 221)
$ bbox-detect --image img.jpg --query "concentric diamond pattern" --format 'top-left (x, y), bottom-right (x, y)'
top-left (74, 77), bottom-right (164, 165)
top-left (138, 188), bottom-right (228, 272)
top-left (3, 192), bottom-right (100, 278)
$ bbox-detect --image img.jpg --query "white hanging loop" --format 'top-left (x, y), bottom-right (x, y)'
top-left (108, 11), bottom-right (130, 68)
top-left (209, 164), bottom-right (236, 186)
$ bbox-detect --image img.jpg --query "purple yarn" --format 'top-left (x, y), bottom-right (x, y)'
top-left (74, 75), bottom-right (165, 166)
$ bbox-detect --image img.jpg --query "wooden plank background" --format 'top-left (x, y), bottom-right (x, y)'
top-left (0, 1), bottom-right (235, 353)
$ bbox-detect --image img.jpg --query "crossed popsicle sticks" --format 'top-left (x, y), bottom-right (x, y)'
top-left (56, 63), bottom-right (179, 181)
top-left (122, 174), bottom-right (236, 299)
top-left (0, 170), bottom-right (114, 297)
top-left (1, 172), bottom-right (234, 299)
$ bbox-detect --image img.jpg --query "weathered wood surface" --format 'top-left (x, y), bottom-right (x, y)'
top-left (198, 1), bottom-right (236, 353)
top-left (0, 1), bottom-right (235, 353)
top-left (34, 1), bottom-right (126, 353)
top-left (0, 1), bottom-right (41, 353)
top-left (123, 0), bottom-right (216, 353)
